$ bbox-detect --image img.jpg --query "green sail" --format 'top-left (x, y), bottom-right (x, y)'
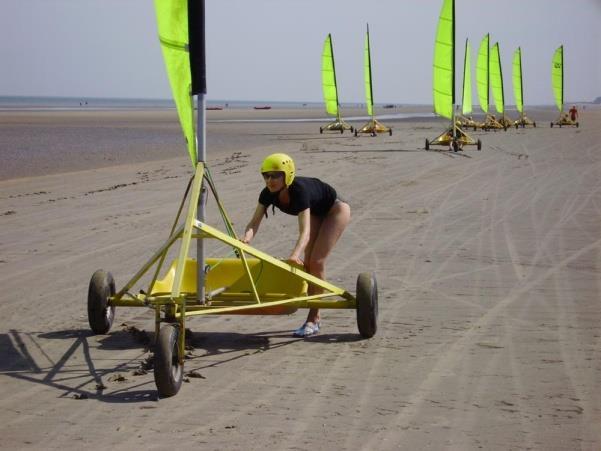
top-left (489, 42), bottom-right (504, 115)
top-left (512, 47), bottom-right (523, 114)
top-left (551, 45), bottom-right (563, 112)
top-left (462, 38), bottom-right (472, 116)
top-left (364, 25), bottom-right (374, 117)
top-left (154, 0), bottom-right (196, 166)
top-left (322, 34), bottom-right (339, 117)
top-left (432, 0), bottom-right (454, 120)
top-left (476, 34), bottom-right (489, 114)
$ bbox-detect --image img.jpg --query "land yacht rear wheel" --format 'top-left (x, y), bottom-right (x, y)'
top-left (356, 273), bottom-right (378, 338)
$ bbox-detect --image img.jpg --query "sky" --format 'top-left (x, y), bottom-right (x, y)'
top-left (1, 0), bottom-right (599, 105)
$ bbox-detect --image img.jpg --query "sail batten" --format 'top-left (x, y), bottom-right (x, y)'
top-left (321, 34), bottom-right (339, 117)
top-left (551, 46), bottom-right (564, 112)
top-left (432, 0), bottom-right (454, 120)
top-left (476, 34), bottom-right (489, 114)
top-left (490, 42), bottom-right (504, 115)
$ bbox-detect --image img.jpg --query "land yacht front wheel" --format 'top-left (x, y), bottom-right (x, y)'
top-left (154, 324), bottom-right (183, 397)
top-left (356, 273), bottom-right (378, 338)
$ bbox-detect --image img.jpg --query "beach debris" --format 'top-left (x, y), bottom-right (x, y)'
top-left (121, 323), bottom-right (151, 348)
top-left (2, 210), bottom-right (16, 216)
top-left (84, 183), bottom-right (135, 196)
top-left (96, 382), bottom-right (107, 390)
top-left (73, 393), bottom-right (89, 400)
top-left (132, 354), bottom-right (154, 376)
top-left (476, 342), bottom-right (504, 349)
top-left (7, 191), bottom-right (48, 199)
top-left (185, 370), bottom-right (206, 379)
top-left (108, 373), bottom-right (128, 383)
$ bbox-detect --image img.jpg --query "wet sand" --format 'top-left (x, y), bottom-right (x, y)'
top-left (0, 106), bottom-right (600, 450)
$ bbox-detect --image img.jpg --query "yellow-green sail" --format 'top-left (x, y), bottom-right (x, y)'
top-left (551, 45), bottom-right (563, 112)
top-left (322, 34), bottom-right (339, 117)
top-left (364, 24), bottom-right (374, 117)
top-left (462, 38), bottom-right (472, 116)
top-left (512, 47), bottom-right (523, 113)
top-left (489, 42), bottom-right (504, 115)
top-left (476, 33), bottom-right (489, 114)
top-left (432, 0), bottom-right (454, 120)
top-left (154, 0), bottom-right (196, 166)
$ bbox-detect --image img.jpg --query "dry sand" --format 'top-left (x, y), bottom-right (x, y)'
top-left (0, 106), bottom-right (600, 450)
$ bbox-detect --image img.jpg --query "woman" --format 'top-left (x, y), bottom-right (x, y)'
top-left (242, 153), bottom-right (351, 337)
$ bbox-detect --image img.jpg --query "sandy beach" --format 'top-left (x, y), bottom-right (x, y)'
top-left (1, 106), bottom-right (600, 450)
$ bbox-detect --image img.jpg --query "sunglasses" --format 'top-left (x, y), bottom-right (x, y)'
top-left (262, 172), bottom-right (284, 180)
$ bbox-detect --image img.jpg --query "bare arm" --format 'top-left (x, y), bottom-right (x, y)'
top-left (242, 203), bottom-right (266, 243)
top-left (288, 208), bottom-right (311, 264)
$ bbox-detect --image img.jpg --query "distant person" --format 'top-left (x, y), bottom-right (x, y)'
top-left (241, 153), bottom-right (351, 337)
top-left (569, 105), bottom-right (578, 122)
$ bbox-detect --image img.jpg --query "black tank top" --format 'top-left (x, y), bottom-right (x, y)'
top-left (259, 176), bottom-right (337, 217)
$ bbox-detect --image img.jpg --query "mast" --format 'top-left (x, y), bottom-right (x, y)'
top-left (366, 23), bottom-right (374, 120)
top-left (451, 0), bottom-right (456, 139)
top-left (189, 0), bottom-right (207, 302)
top-left (329, 34), bottom-right (341, 122)
top-left (497, 43), bottom-right (505, 122)
top-left (486, 34), bottom-right (489, 112)
top-left (518, 47), bottom-right (524, 121)
top-left (461, 38), bottom-right (468, 115)
top-left (560, 45), bottom-right (564, 112)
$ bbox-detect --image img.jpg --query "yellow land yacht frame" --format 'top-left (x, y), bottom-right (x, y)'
top-left (88, 162), bottom-right (378, 397)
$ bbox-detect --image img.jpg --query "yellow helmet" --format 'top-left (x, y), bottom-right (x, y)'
top-left (260, 153), bottom-right (295, 186)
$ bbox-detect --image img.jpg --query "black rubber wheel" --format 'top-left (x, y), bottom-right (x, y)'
top-left (550, 122), bottom-right (553, 128)
top-left (533, 122), bottom-right (537, 128)
top-left (477, 139), bottom-right (482, 150)
top-left (388, 129), bottom-right (392, 136)
top-left (452, 141), bottom-right (459, 152)
top-left (425, 138), bottom-right (430, 150)
top-left (154, 324), bottom-right (183, 397)
top-left (340, 129), bottom-right (344, 134)
top-left (319, 127), bottom-right (323, 134)
top-left (371, 132), bottom-right (376, 137)
top-left (87, 270), bottom-right (115, 334)
top-left (515, 123), bottom-right (519, 130)
top-left (356, 273), bottom-right (378, 338)
top-left (350, 126), bottom-right (354, 133)
top-left (576, 122), bottom-right (579, 128)
top-left (354, 130), bottom-right (358, 137)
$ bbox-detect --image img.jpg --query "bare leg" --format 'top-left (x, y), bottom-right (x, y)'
top-left (304, 201), bottom-right (351, 323)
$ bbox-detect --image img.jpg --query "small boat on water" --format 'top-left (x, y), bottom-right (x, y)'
top-left (253, 106), bottom-right (271, 110)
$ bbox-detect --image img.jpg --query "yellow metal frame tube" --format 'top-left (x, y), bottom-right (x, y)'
top-left (194, 220), bottom-right (352, 299)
